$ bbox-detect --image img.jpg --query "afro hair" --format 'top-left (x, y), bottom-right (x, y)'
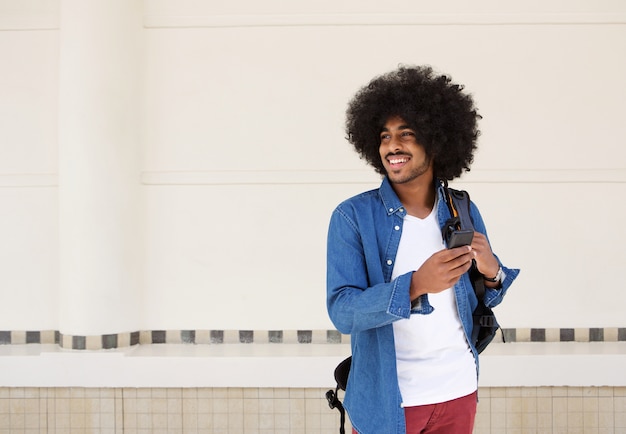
top-left (345, 65), bottom-right (481, 181)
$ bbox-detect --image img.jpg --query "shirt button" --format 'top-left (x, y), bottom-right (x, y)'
top-left (389, 208), bottom-right (394, 213)
top-left (399, 208), bottom-right (404, 213)
top-left (387, 259), bottom-right (393, 265)
top-left (394, 225), bottom-right (400, 231)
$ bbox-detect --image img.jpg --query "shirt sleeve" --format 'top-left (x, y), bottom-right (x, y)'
top-left (326, 208), bottom-right (413, 335)
top-left (469, 201), bottom-right (520, 308)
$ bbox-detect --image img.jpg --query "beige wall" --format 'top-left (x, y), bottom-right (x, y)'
top-left (0, 0), bottom-right (625, 333)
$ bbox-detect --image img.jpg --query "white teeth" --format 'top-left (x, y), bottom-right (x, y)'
top-left (389, 158), bottom-right (408, 164)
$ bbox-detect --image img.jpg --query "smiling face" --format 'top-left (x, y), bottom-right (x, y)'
top-left (379, 116), bottom-right (434, 186)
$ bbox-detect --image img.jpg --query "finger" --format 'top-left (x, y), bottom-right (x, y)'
top-left (450, 253), bottom-right (474, 273)
top-left (443, 245), bottom-right (473, 260)
top-left (445, 247), bottom-right (475, 266)
top-left (442, 260), bottom-right (473, 287)
top-left (440, 251), bottom-right (473, 281)
top-left (472, 232), bottom-right (492, 252)
top-left (472, 232), bottom-right (487, 242)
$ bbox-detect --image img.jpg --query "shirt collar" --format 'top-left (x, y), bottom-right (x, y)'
top-left (378, 177), bottom-right (405, 216)
top-left (378, 176), bottom-right (446, 216)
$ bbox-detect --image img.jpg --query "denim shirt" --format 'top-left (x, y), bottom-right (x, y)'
top-left (326, 177), bottom-right (519, 434)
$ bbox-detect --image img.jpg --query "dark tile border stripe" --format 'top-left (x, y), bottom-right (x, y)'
top-left (210, 330), bottom-right (223, 344)
top-left (0, 331), bottom-right (11, 345)
top-left (181, 330), bottom-right (195, 344)
top-left (502, 328), bottom-right (516, 343)
top-left (130, 331), bottom-right (140, 346)
top-left (269, 330), bottom-right (283, 343)
top-left (102, 334), bottom-right (118, 349)
top-left (72, 335), bottom-right (86, 350)
top-left (151, 330), bottom-right (166, 344)
top-left (530, 328), bottom-right (546, 342)
top-left (26, 331), bottom-right (41, 344)
top-left (1, 328), bottom-right (624, 350)
top-left (297, 330), bottom-right (312, 344)
top-left (589, 328), bottom-right (604, 342)
top-left (239, 330), bottom-right (254, 343)
top-left (560, 328), bottom-right (575, 342)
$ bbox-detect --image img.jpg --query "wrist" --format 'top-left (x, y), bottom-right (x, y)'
top-left (409, 272), bottom-right (427, 305)
top-left (484, 266), bottom-right (504, 284)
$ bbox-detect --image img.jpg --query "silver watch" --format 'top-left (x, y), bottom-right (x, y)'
top-left (485, 266), bottom-right (505, 284)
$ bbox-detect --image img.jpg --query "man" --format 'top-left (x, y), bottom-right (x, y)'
top-left (326, 65), bottom-right (519, 434)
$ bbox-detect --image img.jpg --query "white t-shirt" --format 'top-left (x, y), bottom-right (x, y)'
top-left (391, 203), bottom-right (477, 407)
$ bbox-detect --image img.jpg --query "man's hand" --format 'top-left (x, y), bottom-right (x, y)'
top-left (470, 232), bottom-right (500, 280)
top-left (409, 245), bottom-right (474, 300)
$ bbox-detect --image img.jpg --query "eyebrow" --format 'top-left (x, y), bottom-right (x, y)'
top-left (380, 124), bottom-right (413, 132)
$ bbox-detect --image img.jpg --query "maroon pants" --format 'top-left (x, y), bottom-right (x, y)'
top-left (353, 391), bottom-right (477, 434)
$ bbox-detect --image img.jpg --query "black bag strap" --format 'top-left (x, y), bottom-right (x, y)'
top-left (325, 388), bottom-right (346, 434)
top-left (442, 181), bottom-right (486, 302)
top-left (326, 356), bottom-right (351, 433)
top-left (443, 182), bottom-right (503, 349)
top-left (443, 185), bottom-right (475, 238)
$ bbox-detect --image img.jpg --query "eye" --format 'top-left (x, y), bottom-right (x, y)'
top-left (401, 131), bottom-right (415, 137)
top-left (380, 133), bottom-right (391, 141)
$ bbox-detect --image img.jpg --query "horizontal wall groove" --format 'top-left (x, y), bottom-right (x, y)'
top-left (0, 173), bottom-right (58, 188)
top-left (0, 16), bottom-right (58, 31)
top-left (2, 169), bottom-right (625, 187)
top-left (143, 13), bottom-right (626, 29)
top-left (140, 169), bottom-right (626, 185)
top-left (3, 12), bottom-right (624, 31)
top-left (460, 168), bottom-right (626, 184)
top-left (140, 169), bottom-right (380, 186)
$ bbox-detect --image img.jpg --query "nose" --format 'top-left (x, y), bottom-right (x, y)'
top-left (388, 134), bottom-right (402, 153)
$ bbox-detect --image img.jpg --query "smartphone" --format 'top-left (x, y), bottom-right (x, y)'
top-left (447, 229), bottom-right (474, 249)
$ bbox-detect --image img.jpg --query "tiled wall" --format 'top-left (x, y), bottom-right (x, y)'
top-left (474, 387), bottom-right (626, 434)
top-left (2, 387), bottom-right (342, 434)
top-left (1, 386), bottom-right (625, 434)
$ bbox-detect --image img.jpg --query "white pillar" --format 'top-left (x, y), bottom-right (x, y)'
top-left (58, 0), bottom-right (143, 338)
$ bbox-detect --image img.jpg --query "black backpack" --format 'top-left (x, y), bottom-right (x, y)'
top-left (442, 184), bottom-right (501, 354)
top-left (326, 184), bottom-right (501, 433)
